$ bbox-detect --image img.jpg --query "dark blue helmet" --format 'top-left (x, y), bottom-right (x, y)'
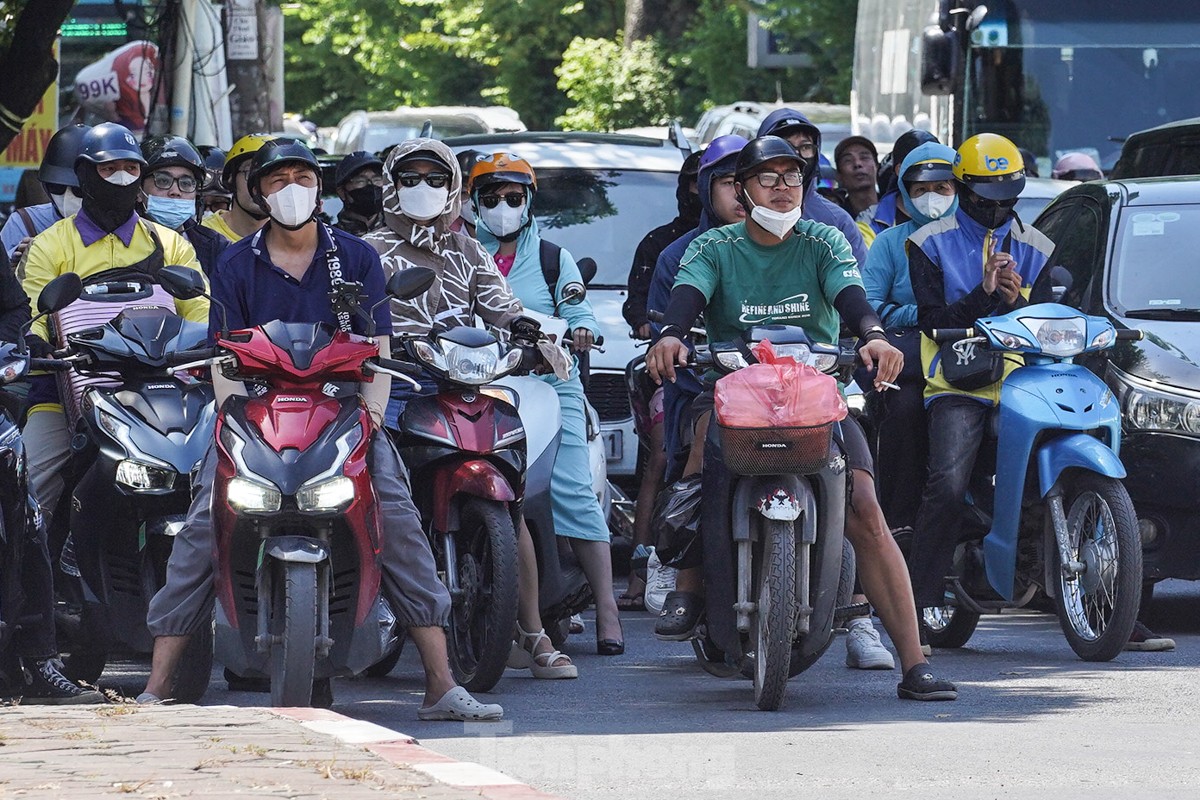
top-left (40, 124), bottom-right (92, 187)
top-left (141, 135), bottom-right (206, 182)
top-left (335, 150), bottom-right (384, 188)
top-left (75, 122), bottom-right (146, 167)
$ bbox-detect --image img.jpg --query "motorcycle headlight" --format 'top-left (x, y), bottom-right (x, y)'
top-left (296, 475), bottom-right (356, 512)
top-left (1018, 316), bottom-right (1087, 357)
top-left (227, 476), bottom-right (282, 513)
top-left (411, 339), bottom-right (447, 371)
top-left (716, 351), bottom-right (749, 371)
top-left (115, 459), bottom-right (177, 492)
top-left (442, 343), bottom-right (521, 385)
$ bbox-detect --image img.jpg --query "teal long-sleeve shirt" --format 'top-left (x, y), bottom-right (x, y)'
top-left (862, 219), bottom-right (920, 329)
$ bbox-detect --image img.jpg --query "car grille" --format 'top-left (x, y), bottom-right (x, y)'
top-left (587, 373), bottom-right (631, 422)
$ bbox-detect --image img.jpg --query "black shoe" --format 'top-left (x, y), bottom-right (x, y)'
top-left (311, 678), bottom-right (334, 709)
top-left (897, 662), bottom-right (958, 701)
top-left (225, 667), bottom-right (270, 693)
top-left (654, 591), bottom-right (703, 641)
top-left (21, 657), bottom-right (106, 705)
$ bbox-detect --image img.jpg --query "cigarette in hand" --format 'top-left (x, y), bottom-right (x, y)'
top-left (878, 380), bottom-right (900, 391)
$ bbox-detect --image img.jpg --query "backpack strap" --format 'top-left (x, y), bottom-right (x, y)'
top-left (17, 207), bottom-right (35, 238)
top-left (538, 239), bottom-right (561, 299)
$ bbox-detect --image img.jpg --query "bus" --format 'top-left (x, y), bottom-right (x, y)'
top-left (852, 0), bottom-right (1200, 175)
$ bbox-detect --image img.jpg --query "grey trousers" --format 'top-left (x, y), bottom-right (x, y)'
top-left (23, 409), bottom-right (72, 531)
top-left (146, 432), bottom-right (451, 637)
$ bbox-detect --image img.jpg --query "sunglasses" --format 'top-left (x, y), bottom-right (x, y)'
top-left (752, 170), bottom-right (803, 188)
top-left (395, 171), bottom-right (450, 189)
top-left (151, 172), bottom-right (198, 193)
top-left (479, 192), bottom-right (526, 209)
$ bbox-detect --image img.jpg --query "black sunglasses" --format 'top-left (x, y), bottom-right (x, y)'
top-left (479, 192), bottom-right (525, 209)
top-left (394, 171), bottom-right (450, 189)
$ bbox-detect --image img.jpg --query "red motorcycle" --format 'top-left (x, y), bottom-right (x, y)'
top-left (158, 265), bottom-right (435, 707)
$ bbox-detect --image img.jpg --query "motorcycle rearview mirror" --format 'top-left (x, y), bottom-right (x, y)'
top-left (557, 281), bottom-right (586, 310)
top-left (965, 4), bottom-right (989, 31)
top-left (419, 120), bottom-right (433, 138)
top-left (35, 272), bottom-right (82, 315)
top-left (576, 257), bottom-right (597, 287)
top-left (386, 267), bottom-right (436, 301)
top-left (157, 264), bottom-right (230, 337)
top-left (1048, 265), bottom-right (1074, 303)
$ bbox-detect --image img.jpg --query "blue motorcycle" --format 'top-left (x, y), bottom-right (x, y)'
top-left (924, 303), bottom-right (1143, 662)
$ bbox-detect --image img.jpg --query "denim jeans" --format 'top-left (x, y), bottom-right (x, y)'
top-left (909, 395), bottom-right (992, 608)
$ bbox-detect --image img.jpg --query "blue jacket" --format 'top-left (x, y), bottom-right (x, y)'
top-left (182, 217), bottom-right (230, 278)
top-left (1, 203), bottom-right (59, 259)
top-left (863, 142), bottom-right (960, 329)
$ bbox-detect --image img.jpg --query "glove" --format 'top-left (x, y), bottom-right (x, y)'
top-left (24, 334), bottom-right (53, 358)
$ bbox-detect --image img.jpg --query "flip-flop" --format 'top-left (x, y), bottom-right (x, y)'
top-left (417, 686), bottom-right (504, 722)
top-left (617, 592), bottom-right (645, 612)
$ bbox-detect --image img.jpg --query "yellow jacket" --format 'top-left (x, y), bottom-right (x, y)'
top-left (23, 216), bottom-right (209, 341)
top-left (201, 211), bottom-right (243, 243)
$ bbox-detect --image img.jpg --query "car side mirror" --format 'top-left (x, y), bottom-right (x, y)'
top-left (1049, 265), bottom-right (1074, 303)
top-left (36, 272), bottom-right (83, 315)
top-left (577, 257), bottom-right (597, 287)
top-left (387, 267), bottom-right (436, 301)
top-left (158, 265), bottom-right (208, 300)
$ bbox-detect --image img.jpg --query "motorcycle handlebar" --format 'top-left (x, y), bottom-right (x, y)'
top-left (1116, 329), bottom-right (1144, 341)
top-left (930, 327), bottom-right (975, 344)
top-left (647, 310), bottom-right (664, 323)
top-left (30, 358), bottom-right (72, 372)
top-left (375, 356), bottom-right (423, 376)
top-left (166, 347), bottom-right (218, 365)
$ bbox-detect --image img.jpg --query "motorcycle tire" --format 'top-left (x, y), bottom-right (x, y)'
top-left (172, 612), bottom-right (213, 704)
top-left (753, 519), bottom-right (796, 711)
top-left (1052, 474), bottom-right (1141, 663)
top-left (445, 498), bottom-right (519, 693)
top-left (269, 561), bottom-right (319, 707)
top-left (923, 604), bottom-right (981, 650)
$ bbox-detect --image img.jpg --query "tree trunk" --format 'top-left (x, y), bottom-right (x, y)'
top-left (624, 0), bottom-right (697, 46)
top-left (225, 0), bottom-right (272, 136)
top-left (0, 0), bottom-right (76, 155)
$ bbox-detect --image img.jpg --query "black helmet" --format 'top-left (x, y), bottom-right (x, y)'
top-left (891, 129), bottom-right (939, 173)
top-left (334, 150), bottom-right (383, 188)
top-left (196, 145), bottom-right (229, 195)
top-left (40, 124), bottom-right (92, 187)
top-left (248, 138), bottom-right (322, 193)
top-left (75, 122), bottom-right (146, 167)
top-left (734, 135), bottom-right (806, 182)
top-left (455, 149), bottom-right (489, 183)
top-left (141, 135), bottom-right (206, 182)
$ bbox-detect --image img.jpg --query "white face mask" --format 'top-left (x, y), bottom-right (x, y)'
top-left (479, 200), bottom-right (526, 238)
top-left (265, 183), bottom-right (318, 229)
top-left (397, 183), bottom-right (449, 222)
top-left (103, 170), bottom-right (139, 186)
top-left (913, 192), bottom-right (955, 220)
top-left (748, 198), bottom-right (803, 239)
top-left (51, 188), bottom-right (83, 219)
top-left (459, 199), bottom-right (475, 225)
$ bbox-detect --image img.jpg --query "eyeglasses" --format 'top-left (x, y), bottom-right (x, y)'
top-left (345, 175), bottom-right (384, 190)
top-left (791, 142), bottom-right (818, 158)
top-left (479, 192), bottom-right (525, 209)
top-left (395, 171), bottom-right (450, 189)
top-left (752, 170), bottom-right (804, 188)
top-left (151, 172), bottom-right (198, 193)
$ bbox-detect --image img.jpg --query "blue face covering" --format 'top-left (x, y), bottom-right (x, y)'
top-left (146, 195), bottom-right (196, 229)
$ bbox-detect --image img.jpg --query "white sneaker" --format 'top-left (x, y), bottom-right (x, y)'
top-left (644, 548), bottom-right (677, 615)
top-left (845, 618), bottom-right (895, 670)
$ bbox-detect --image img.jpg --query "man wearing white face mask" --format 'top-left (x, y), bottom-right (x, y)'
top-left (645, 136), bottom-right (959, 701)
top-left (1, 124), bottom-right (91, 270)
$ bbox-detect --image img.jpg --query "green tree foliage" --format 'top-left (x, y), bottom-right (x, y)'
top-left (555, 36), bottom-right (675, 131)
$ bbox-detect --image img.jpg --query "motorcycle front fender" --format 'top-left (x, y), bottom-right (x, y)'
top-left (1036, 433), bottom-right (1127, 497)
top-left (261, 535), bottom-right (329, 565)
top-left (431, 459), bottom-right (517, 534)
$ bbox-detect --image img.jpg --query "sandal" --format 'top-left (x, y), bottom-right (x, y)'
top-left (508, 623), bottom-right (578, 679)
top-left (417, 686), bottom-right (504, 721)
top-left (617, 592), bottom-right (646, 612)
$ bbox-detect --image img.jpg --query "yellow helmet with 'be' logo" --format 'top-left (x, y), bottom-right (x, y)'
top-left (952, 133), bottom-right (1026, 200)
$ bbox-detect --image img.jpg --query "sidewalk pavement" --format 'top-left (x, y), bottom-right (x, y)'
top-left (0, 703), bottom-right (561, 799)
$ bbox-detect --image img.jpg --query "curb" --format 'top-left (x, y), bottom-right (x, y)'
top-left (270, 707), bottom-right (563, 800)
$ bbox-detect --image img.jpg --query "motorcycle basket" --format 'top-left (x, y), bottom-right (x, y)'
top-left (716, 420), bottom-right (834, 476)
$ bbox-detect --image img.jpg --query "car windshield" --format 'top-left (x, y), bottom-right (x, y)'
top-left (532, 168), bottom-right (679, 286)
top-left (1111, 204), bottom-right (1200, 311)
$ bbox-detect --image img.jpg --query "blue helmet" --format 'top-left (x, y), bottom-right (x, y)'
top-left (75, 122), bottom-right (146, 167)
top-left (700, 134), bottom-right (748, 176)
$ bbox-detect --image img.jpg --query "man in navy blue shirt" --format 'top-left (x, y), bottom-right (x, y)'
top-left (142, 140), bottom-right (503, 721)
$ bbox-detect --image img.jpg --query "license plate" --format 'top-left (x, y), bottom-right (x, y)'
top-left (602, 430), bottom-right (623, 461)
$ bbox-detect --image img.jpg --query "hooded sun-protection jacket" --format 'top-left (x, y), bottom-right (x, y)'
top-left (363, 138), bottom-right (522, 335)
top-left (755, 109), bottom-right (869, 269)
top-left (862, 141), bottom-right (960, 329)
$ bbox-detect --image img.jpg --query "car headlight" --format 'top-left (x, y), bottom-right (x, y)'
top-left (1018, 316), bottom-right (1087, 357)
top-left (116, 459), bottom-right (177, 492)
top-left (227, 476), bottom-right (282, 513)
top-left (1125, 388), bottom-right (1200, 434)
top-left (296, 475), bottom-right (355, 512)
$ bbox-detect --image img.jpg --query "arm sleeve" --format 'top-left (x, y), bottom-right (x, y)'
top-left (556, 248), bottom-right (601, 339)
top-left (646, 249), bottom-right (678, 336)
top-left (833, 285), bottom-right (882, 338)
top-left (621, 235), bottom-right (655, 329)
top-left (660, 284), bottom-right (707, 337)
top-left (909, 240), bottom-right (1002, 336)
top-left (0, 247), bottom-right (31, 344)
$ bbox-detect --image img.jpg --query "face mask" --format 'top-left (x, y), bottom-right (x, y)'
top-left (912, 192), bottom-right (955, 221)
top-left (103, 170), bottom-right (139, 186)
top-left (960, 191), bottom-right (1017, 230)
top-left (459, 200), bottom-right (476, 226)
top-left (51, 188), bottom-right (83, 219)
top-left (78, 166), bottom-right (141, 232)
top-left (747, 197), bottom-right (803, 239)
top-left (145, 195), bottom-right (196, 229)
top-left (397, 183), bottom-right (449, 222)
top-left (265, 183), bottom-right (318, 230)
top-left (345, 184), bottom-right (383, 219)
top-left (479, 199), bottom-right (526, 239)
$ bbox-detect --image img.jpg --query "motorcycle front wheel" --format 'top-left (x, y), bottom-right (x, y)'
top-left (445, 498), bottom-right (518, 693)
top-left (752, 519), bottom-right (796, 711)
top-left (1052, 474), bottom-right (1141, 662)
top-left (269, 561), bottom-right (319, 707)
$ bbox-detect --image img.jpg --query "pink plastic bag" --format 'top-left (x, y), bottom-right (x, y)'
top-left (714, 340), bottom-right (848, 429)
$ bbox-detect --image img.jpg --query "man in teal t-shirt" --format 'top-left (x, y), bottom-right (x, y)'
top-left (646, 135), bottom-right (957, 702)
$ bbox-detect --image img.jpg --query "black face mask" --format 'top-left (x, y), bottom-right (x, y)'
top-left (345, 184), bottom-right (383, 219)
top-left (77, 166), bottom-right (140, 233)
top-left (960, 190), bottom-right (1017, 230)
